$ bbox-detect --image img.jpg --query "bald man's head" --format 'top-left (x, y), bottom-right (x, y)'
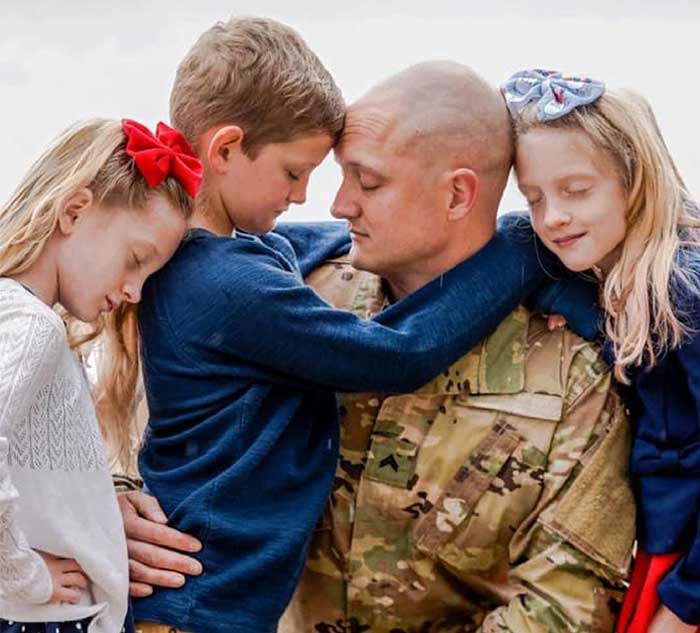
top-left (332, 62), bottom-right (513, 292)
top-left (351, 61), bottom-right (513, 205)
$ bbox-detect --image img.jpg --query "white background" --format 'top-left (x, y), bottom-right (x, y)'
top-left (1, 0), bottom-right (698, 220)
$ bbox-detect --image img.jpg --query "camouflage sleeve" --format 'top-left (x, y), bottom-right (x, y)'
top-left (477, 345), bottom-right (635, 633)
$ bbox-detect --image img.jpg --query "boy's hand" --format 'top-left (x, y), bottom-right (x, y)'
top-left (36, 550), bottom-right (88, 604)
top-left (117, 490), bottom-right (203, 597)
top-left (648, 605), bottom-right (697, 633)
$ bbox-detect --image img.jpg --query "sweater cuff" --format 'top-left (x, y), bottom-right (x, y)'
top-left (26, 550), bottom-right (53, 604)
top-left (112, 473), bottom-right (144, 493)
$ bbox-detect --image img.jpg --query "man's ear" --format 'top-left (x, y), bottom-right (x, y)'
top-left (447, 168), bottom-right (479, 221)
top-left (57, 188), bottom-right (93, 235)
top-left (206, 126), bottom-right (245, 175)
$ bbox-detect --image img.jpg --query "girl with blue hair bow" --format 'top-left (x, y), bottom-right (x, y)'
top-left (501, 69), bottom-right (700, 633)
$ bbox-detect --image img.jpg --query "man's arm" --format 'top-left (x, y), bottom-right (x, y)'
top-left (479, 347), bottom-right (635, 632)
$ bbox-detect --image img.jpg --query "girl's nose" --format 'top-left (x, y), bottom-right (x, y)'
top-left (543, 203), bottom-right (572, 229)
top-left (122, 282), bottom-right (142, 304)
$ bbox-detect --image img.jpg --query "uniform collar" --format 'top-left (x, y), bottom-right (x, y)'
top-left (332, 255), bottom-right (529, 397)
top-left (413, 307), bottom-right (529, 396)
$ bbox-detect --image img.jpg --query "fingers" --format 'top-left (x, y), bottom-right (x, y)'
top-left (127, 537), bottom-right (202, 576)
top-left (123, 513), bottom-right (202, 553)
top-left (119, 491), bottom-right (201, 553)
top-left (120, 490), bottom-right (168, 524)
top-left (58, 557), bottom-right (85, 574)
top-left (49, 586), bottom-right (81, 605)
top-left (129, 557), bottom-right (187, 589)
top-left (129, 580), bottom-right (154, 598)
top-left (61, 571), bottom-right (89, 590)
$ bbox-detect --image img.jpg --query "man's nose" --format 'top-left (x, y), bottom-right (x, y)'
top-left (331, 186), bottom-right (360, 220)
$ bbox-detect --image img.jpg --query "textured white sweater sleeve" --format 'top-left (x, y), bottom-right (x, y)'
top-left (0, 308), bottom-right (63, 604)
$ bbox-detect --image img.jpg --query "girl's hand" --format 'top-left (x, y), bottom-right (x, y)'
top-left (36, 550), bottom-right (89, 605)
top-left (648, 605), bottom-right (697, 633)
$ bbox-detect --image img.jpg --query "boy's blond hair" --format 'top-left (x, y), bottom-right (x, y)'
top-left (170, 16), bottom-right (345, 155)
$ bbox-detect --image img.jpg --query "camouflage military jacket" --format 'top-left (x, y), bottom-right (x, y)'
top-left (280, 255), bottom-right (635, 633)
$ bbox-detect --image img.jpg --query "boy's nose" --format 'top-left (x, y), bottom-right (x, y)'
top-left (289, 184), bottom-right (307, 205)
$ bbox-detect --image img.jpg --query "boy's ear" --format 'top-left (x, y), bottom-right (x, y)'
top-left (57, 188), bottom-right (93, 235)
top-left (446, 168), bottom-right (480, 221)
top-left (207, 125), bottom-right (245, 174)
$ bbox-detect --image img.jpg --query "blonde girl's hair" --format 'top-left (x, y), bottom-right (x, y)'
top-left (0, 119), bottom-right (194, 471)
top-left (513, 91), bottom-right (700, 382)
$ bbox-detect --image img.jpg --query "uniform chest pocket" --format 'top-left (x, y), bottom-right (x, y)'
top-left (412, 413), bottom-right (548, 576)
top-left (412, 419), bottom-right (521, 552)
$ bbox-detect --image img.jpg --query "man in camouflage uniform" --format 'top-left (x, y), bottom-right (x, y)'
top-left (279, 262), bottom-right (632, 633)
top-left (121, 62), bottom-right (635, 632)
top-left (277, 61), bottom-right (635, 633)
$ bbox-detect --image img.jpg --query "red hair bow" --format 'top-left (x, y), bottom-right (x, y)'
top-left (122, 119), bottom-right (203, 198)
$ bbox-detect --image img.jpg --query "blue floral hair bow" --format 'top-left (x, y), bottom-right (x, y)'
top-left (501, 69), bottom-right (605, 122)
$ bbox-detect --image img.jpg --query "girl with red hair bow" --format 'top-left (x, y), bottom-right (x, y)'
top-left (0, 119), bottom-right (200, 633)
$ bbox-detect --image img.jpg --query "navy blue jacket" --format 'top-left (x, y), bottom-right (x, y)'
top-left (529, 233), bottom-right (700, 624)
top-left (133, 218), bottom-right (556, 633)
top-left (625, 316), bottom-right (700, 623)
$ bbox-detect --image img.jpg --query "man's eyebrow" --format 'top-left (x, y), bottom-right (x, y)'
top-left (335, 158), bottom-right (383, 176)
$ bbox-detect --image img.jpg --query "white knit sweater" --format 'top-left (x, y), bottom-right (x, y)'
top-left (0, 278), bottom-right (128, 632)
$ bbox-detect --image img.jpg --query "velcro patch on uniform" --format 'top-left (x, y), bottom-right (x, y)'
top-left (542, 402), bottom-right (635, 578)
top-left (466, 392), bottom-right (563, 421)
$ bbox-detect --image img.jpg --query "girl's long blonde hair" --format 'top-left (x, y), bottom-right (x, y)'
top-left (514, 90), bottom-right (700, 382)
top-left (0, 119), bottom-right (193, 471)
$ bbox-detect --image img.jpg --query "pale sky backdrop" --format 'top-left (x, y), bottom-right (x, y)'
top-left (1, 1), bottom-right (698, 220)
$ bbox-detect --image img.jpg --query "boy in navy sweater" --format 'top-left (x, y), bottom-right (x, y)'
top-left (122, 19), bottom-right (562, 633)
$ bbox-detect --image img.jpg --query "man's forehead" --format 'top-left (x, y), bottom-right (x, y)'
top-left (344, 101), bottom-right (396, 137)
top-left (335, 102), bottom-right (400, 166)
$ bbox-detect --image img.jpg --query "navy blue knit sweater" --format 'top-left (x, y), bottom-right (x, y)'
top-left (133, 219), bottom-right (554, 632)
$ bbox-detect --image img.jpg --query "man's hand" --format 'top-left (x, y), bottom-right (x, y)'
top-left (546, 314), bottom-right (567, 331)
top-left (37, 550), bottom-right (88, 604)
top-left (118, 490), bottom-right (203, 598)
top-left (648, 605), bottom-right (697, 633)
